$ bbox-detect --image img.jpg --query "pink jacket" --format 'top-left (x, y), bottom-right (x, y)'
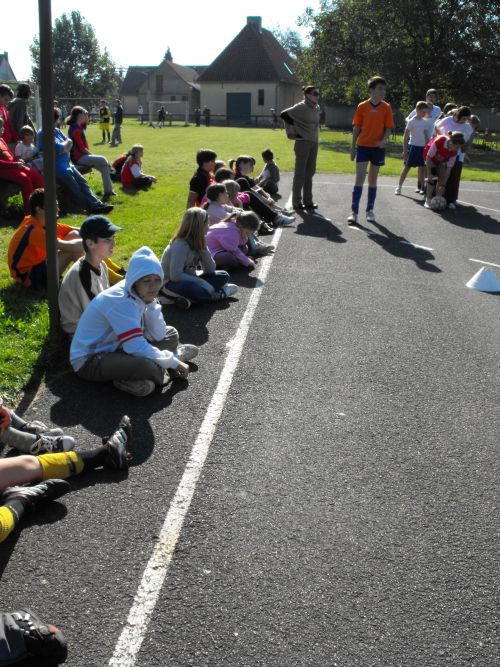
top-left (206, 219), bottom-right (251, 267)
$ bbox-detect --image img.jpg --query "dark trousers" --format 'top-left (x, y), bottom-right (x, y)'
top-left (235, 178), bottom-right (277, 223)
top-left (445, 160), bottom-right (463, 204)
top-left (293, 139), bottom-right (318, 206)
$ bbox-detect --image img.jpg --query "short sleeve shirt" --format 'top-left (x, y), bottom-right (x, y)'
top-left (406, 117), bottom-right (432, 147)
top-left (434, 116), bottom-right (473, 162)
top-left (353, 100), bottom-right (395, 147)
top-left (189, 169), bottom-right (213, 204)
top-left (423, 135), bottom-right (458, 168)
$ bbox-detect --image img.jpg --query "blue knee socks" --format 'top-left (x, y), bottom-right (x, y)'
top-left (351, 186), bottom-right (363, 214)
top-left (367, 187), bottom-right (377, 211)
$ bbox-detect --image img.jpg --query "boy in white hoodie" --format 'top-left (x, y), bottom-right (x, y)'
top-left (70, 246), bottom-right (198, 396)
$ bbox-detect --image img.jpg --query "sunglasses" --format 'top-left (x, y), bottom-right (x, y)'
top-left (310, 91), bottom-right (320, 96)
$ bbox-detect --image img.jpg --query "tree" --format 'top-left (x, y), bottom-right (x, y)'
top-left (298, 0), bottom-right (500, 108)
top-left (272, 26), bottom-right (305, 59)
top-left (30, 11), bottom-right (118, 99)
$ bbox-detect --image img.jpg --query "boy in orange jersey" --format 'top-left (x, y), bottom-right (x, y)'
top-left (348, 76), bottom-right (395, 225)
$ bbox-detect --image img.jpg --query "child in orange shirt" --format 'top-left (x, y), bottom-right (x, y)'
top-left (348, 76), bottom-right (394, 225)
top-left (8, 188), bottom-right (83, 288)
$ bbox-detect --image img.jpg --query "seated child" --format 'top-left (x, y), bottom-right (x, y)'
top-left (8, 188), bottom-right (83, 288)
top-left (395, 101), bottom-right (431, 195)
top-left (120, 144), bottom-right (157, 189)
top-left (256, 148), bottom-right (280, 196)
top-left (70, 246), bottom-right (197, 396)
top-left (206, 211), bottom-right (259, 269)
top-left (0, 117), bottom-right (44, 214)
top-left (187, 149), bottom-right (217, 208)
top-left (205, 183), bottom-right (241, 226)
top-left (223, 180), bottom-right (275, 256)
top-left (160, 207), bottom-right (238, 309)
top-left (59, 215), bottom-right (124, 336)
top-left (214, 159), bottom-right (227, 172)
top-left (14, 125), bottom-right (43, 172)
top-left (423, 131), bottom-right (465, 208)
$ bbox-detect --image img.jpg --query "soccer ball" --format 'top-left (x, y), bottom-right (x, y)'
top-left (430, 196), bottom-right (447, 211)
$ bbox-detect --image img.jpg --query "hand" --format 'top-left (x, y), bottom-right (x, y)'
top-left (350, 148), bottom-right (356, 161)
top-left (172, 361), bottom-right (189, 379)
top-left (17, 160), bottom-right (25, 169)
top-left (248, 259), bottom-right (256, 270)
top-left (378, 139), bottom-right (388, 149)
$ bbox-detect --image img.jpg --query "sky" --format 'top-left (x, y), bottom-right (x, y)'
top-left (3, 1), bottom-right (319, 80)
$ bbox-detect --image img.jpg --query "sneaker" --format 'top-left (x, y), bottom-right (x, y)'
top-left (304, 203), bottom-right (319, 209)
top-left (254, 240), bottom-right (275, 256)
top-left (8, 608), bottom-right (68, 664)
top-left (424, 200), bottom-right (432, 209)
top-left (158, 294), bottom-right (175, 306)
top-left (448, 202), bottom-right (456, 210)
top-left (221, 284), bottom-right (239, 299)
top-left (366, 210), bottom-right (376, 222)
top-left (1, 479), bottom-right (71, 509)
top-left (176, 344), bottom-right (199, 363)
top-left (159, 287), bottom-right (191, 310)
top-left (103, 415), bottom-right (132, 470)
top-left (90, 203), bottom-right (114, 214)
top-left (112, 379), bottom-right (156, 397)
top-left (102, 190), bottom-right (118, 200)
top-left (282, 208), bottom-right (295, 216)
top-left (175, 296), bottom-right (192, 310)
top-left (20, 420), bottom-right (64, 437)
top-left (415, 187), bottom-right (421, 193)
top-left (347, 212), bottom-right (358, 225)
top-left (418, 189), bottom-right (426, 195)
top-left (276, 214), bottom-right (294, 226)
top-left (394, 186), bottom-right (402, 195)
top-left (259, 222), bottom-right (275, 235)
top-left (30, 435), bottom-right (76, 455)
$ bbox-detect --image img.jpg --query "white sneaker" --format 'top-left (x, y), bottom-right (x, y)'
top-left (394, 186), bottom-right (402, 195)
top-left (30, 435), bottom-right (76, 455)
top-left (158, 294), bottom-right (175, 305)
top-left (113, 379), bottom-right (156, 397)
top-left (176, 344), bottom-right (199, 363)
top-left (276, 214), bottom-right (294, 226)
top-left (448, 202), bottom-right (456, 210)
top-left (254, 240), bottom-right (275, 256)
top-left (366, 210), bottom-right (376, 222)
top-left (221, 284), bottom-right (239, 298)
top-left (424, 200), bottom-right (432, 209)
top-left (347, 212), bottom-right (358, 225)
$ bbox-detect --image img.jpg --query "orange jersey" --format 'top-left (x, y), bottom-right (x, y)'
top-left (353, 100), bottom-right (395, 147)
top-left (8, 215), bottom-right (73, 286)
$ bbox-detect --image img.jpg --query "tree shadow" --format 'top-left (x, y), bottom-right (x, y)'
top-left (351, 220), bottom-right (441, 273)
top-left (48, 372), bottom-right (189, 467)
top-left (294, 210), bottom-right (346, 243)
top-left (440, 204), bottom-right (500, 235)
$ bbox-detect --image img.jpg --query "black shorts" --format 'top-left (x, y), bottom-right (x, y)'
top-left (29, 261), bottom-right (47, 288)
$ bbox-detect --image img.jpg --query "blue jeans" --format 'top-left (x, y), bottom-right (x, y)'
top-left (57, 165), bottom-right (102, 211)
top-left (165, 272), bottom-right (229, 303)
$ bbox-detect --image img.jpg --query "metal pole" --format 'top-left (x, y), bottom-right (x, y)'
top-left (38, 0), bottom-right (59, 335)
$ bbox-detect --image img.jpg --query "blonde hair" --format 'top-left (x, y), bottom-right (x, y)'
top-left (223, 180), bottom-right (240, 199)
top-left (171, 207), bottom-right (208, 252)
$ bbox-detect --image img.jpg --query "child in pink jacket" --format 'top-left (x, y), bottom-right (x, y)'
top-left (206, 211), bottom-right (260, 269)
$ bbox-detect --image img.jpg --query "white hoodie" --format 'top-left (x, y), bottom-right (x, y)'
top-left (70, 246), bottom-right (179, 372)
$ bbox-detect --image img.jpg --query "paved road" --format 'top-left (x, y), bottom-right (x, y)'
top-left (1, 175), bottom-right (498, 666)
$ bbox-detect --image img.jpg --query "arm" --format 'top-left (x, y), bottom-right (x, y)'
top-left (280, 110), bottom-right (294, 124)
top-left (56, 237), bottom-right (83, 252)
top-left (402, 128), bottom-right (410, 157)
top-left (378, 127), bottom-right (392, 149)
top-left (351, 126), bottom-right (361, 160)
top-left (200, 248), bottom-right (217, 274)
top-left (142, 300), bottom-right (167, 343)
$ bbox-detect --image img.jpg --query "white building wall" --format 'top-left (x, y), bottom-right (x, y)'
top-left (200, 82), bottom-right (279, 115)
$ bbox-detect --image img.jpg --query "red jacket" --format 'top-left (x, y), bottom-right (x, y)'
top-left (121, 157), bottom-right (138, 188)
top-left (68, 124), bottom-right (88, 163)
top-left (0, 137), bottom-right (16, 168)
top-left (0, 106), bottom-right (15, 145)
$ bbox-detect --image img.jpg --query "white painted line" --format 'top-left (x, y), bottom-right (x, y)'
top-left (400, 241), bottom-right (434, 251)
top-left (469, 258), bottom-right (500, 269)
top-left (108, 201), bottom-right (288, 667)
top-left (457, 200), bottom-right (500, 214)
top-left (315, 182), bottom-right (500, 194)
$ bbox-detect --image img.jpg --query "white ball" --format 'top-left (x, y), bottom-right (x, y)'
top-left (430, 196), bottom-right (447, 211)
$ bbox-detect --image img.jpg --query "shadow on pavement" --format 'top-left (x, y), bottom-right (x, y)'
top-left (294, 210), bottom-right (346, 243)
top-left (162, 298), bottom-right (230, 347)
top-left (441, 205), bottom-right (500, 235)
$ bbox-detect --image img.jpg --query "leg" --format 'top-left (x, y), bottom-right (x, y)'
top-left (213, 252), bottom-right (241, 268)
top-left (150, 326), bottom-right (179, 352)
top-left (132, 175), bottom-right (154, 189)
top-left (398, 165), bottom-right (410, 187)
top-left (1, 169), bottom-right (34, 213)
top-left (78, 154), bottom-right (113, 195)
top-left (351, 161), bottom-right (368, 214)
top-left (25, 166), bottom-right (44, 190)
top-left (165, 278), bottom-right (219, 304)
top-left (418, 166), bottom-right (426, 191)
top-left (57, 170), bottom-right (88, 210)
top-left (303, 142), bottom-right (319, 206)
top-left (242, 188), bottom-right (277, 224)
top-left (69, 165), bottom-right (102, 210)
top-left (77, 351), bottom-right (164, 385)
top-left (292, 140), bottom-right (309, 207)
top-left (0, 456), bottom-right (42, 493)
top-left (366, 163), bottom-right (380, 212)
top-left (199, 271), bottom-right (230, 291)
top-left (444, 160), bottom-right (462, 204)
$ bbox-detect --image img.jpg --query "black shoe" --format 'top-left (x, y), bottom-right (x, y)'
top-left (293, 204), bottom-right (305, 210)
top-left (90, 203), bottom-right (114, 214)
top-left (1, 479), bottom-right (71, 509)
top-left (8, 608), bottom-right (68, 663)
top-left (175, 295), bottom-right (192, 310)
top-left (103, 415), bottom-right (132, 470)
top-left (259, 222), bottom-right (275, 235)
top-left (305, 203), bottom-right (319, 209)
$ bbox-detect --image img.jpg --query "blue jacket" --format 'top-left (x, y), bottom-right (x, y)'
top-left (36, 127), bottom-right (72, 176)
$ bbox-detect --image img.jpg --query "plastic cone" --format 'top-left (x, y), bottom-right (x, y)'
top-left (466, 267), bottom-right (500, 293)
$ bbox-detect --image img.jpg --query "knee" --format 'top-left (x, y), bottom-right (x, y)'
top-left (166, 327), bottom-right (179, 349)
top-left (20, 455), bottom-right (42, 475)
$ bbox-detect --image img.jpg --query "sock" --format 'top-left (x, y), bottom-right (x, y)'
top-left (8, 410), bottom-right (27, 430)
top-left (38, 451), bottom-right (84, 480)
top-left (104, 258), bottom-right (126, 285)
top-left (0, 502), bottom-right (24, 543)
top-left (367, 187), bottom-right (377, 211)
top-left (0, 426), bottom-right (37, 453)
top-left (78, 445), bottom-right (110, 472)
top-left (351, 186), bottom-right (363, 214)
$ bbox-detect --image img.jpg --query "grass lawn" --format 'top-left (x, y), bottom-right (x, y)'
top-left (0, 121), bottom-right (499, 402)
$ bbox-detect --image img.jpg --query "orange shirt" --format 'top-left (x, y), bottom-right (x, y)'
top-left (353, 99), bottom-right (395, 147)
top-left (8, 215), bottom-right (73, 286)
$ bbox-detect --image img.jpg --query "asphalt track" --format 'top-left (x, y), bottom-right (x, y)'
top-left (1, 175), bottom-right (499, 666)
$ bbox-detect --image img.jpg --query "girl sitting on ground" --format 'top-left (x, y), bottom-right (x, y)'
top-left (206, 210), bottom-right (259, 270)
top-left (121, 144), bottom-right (157, 189)
top-left (160, 207), bottom-right (238, 309)
top-left (204, 183), bottom-right (241, 226)
top-left (223, 180), bottom-right (275, 256)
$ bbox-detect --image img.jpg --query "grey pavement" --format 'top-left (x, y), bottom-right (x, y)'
top-left (0, 174), bottom-right (498, 666)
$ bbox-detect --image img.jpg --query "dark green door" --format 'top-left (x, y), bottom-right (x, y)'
top-left (226, 93), bottom-right (251, 123)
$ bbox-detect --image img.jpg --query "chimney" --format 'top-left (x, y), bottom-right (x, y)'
top-left (247, 16), bottom-right (262, 32)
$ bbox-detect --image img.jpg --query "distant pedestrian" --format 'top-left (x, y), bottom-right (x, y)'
top-left (99, 100), bottom-right (111, 143)
top-left (270, 108), bottom-right (279, 130)
top-left (203, 106), bottom-right (211, 127)
top-left (195, 108), bottom-right (201, 127)
top-left (138, 104), bottom-right (144, 124)
top-left (158, 106), bottom-right (166, 128)
top-left (110, 99), bottom-right (123, 146)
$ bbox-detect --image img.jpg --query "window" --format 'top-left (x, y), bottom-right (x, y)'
top-left (181, 95), bottom-right (187, 101)
top-left (170, 95), bottom-right (176, 101)
top-left (155, 75), bottom-right (163, 94)
top-left (283, 62), bottom-right (294, 76)
top-left (258, 89), bottom-right (265, 106)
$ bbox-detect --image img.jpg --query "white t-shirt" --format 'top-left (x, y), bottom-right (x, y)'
top-left (405, 117), bottom-right (432, 147)
top-left (434, 117), bottom-right (474, 162)
top-left (406, 104), bottom-right (441, 122)
top-left (15, 141), bottom-right (38, 161)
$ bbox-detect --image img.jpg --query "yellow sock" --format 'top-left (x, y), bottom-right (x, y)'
top-left (38, 451), bottom-right (84, 480)
top-left (105, 258), bottom-right (125, 285)
top-left (0, 506), bottom-right (16, 543)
